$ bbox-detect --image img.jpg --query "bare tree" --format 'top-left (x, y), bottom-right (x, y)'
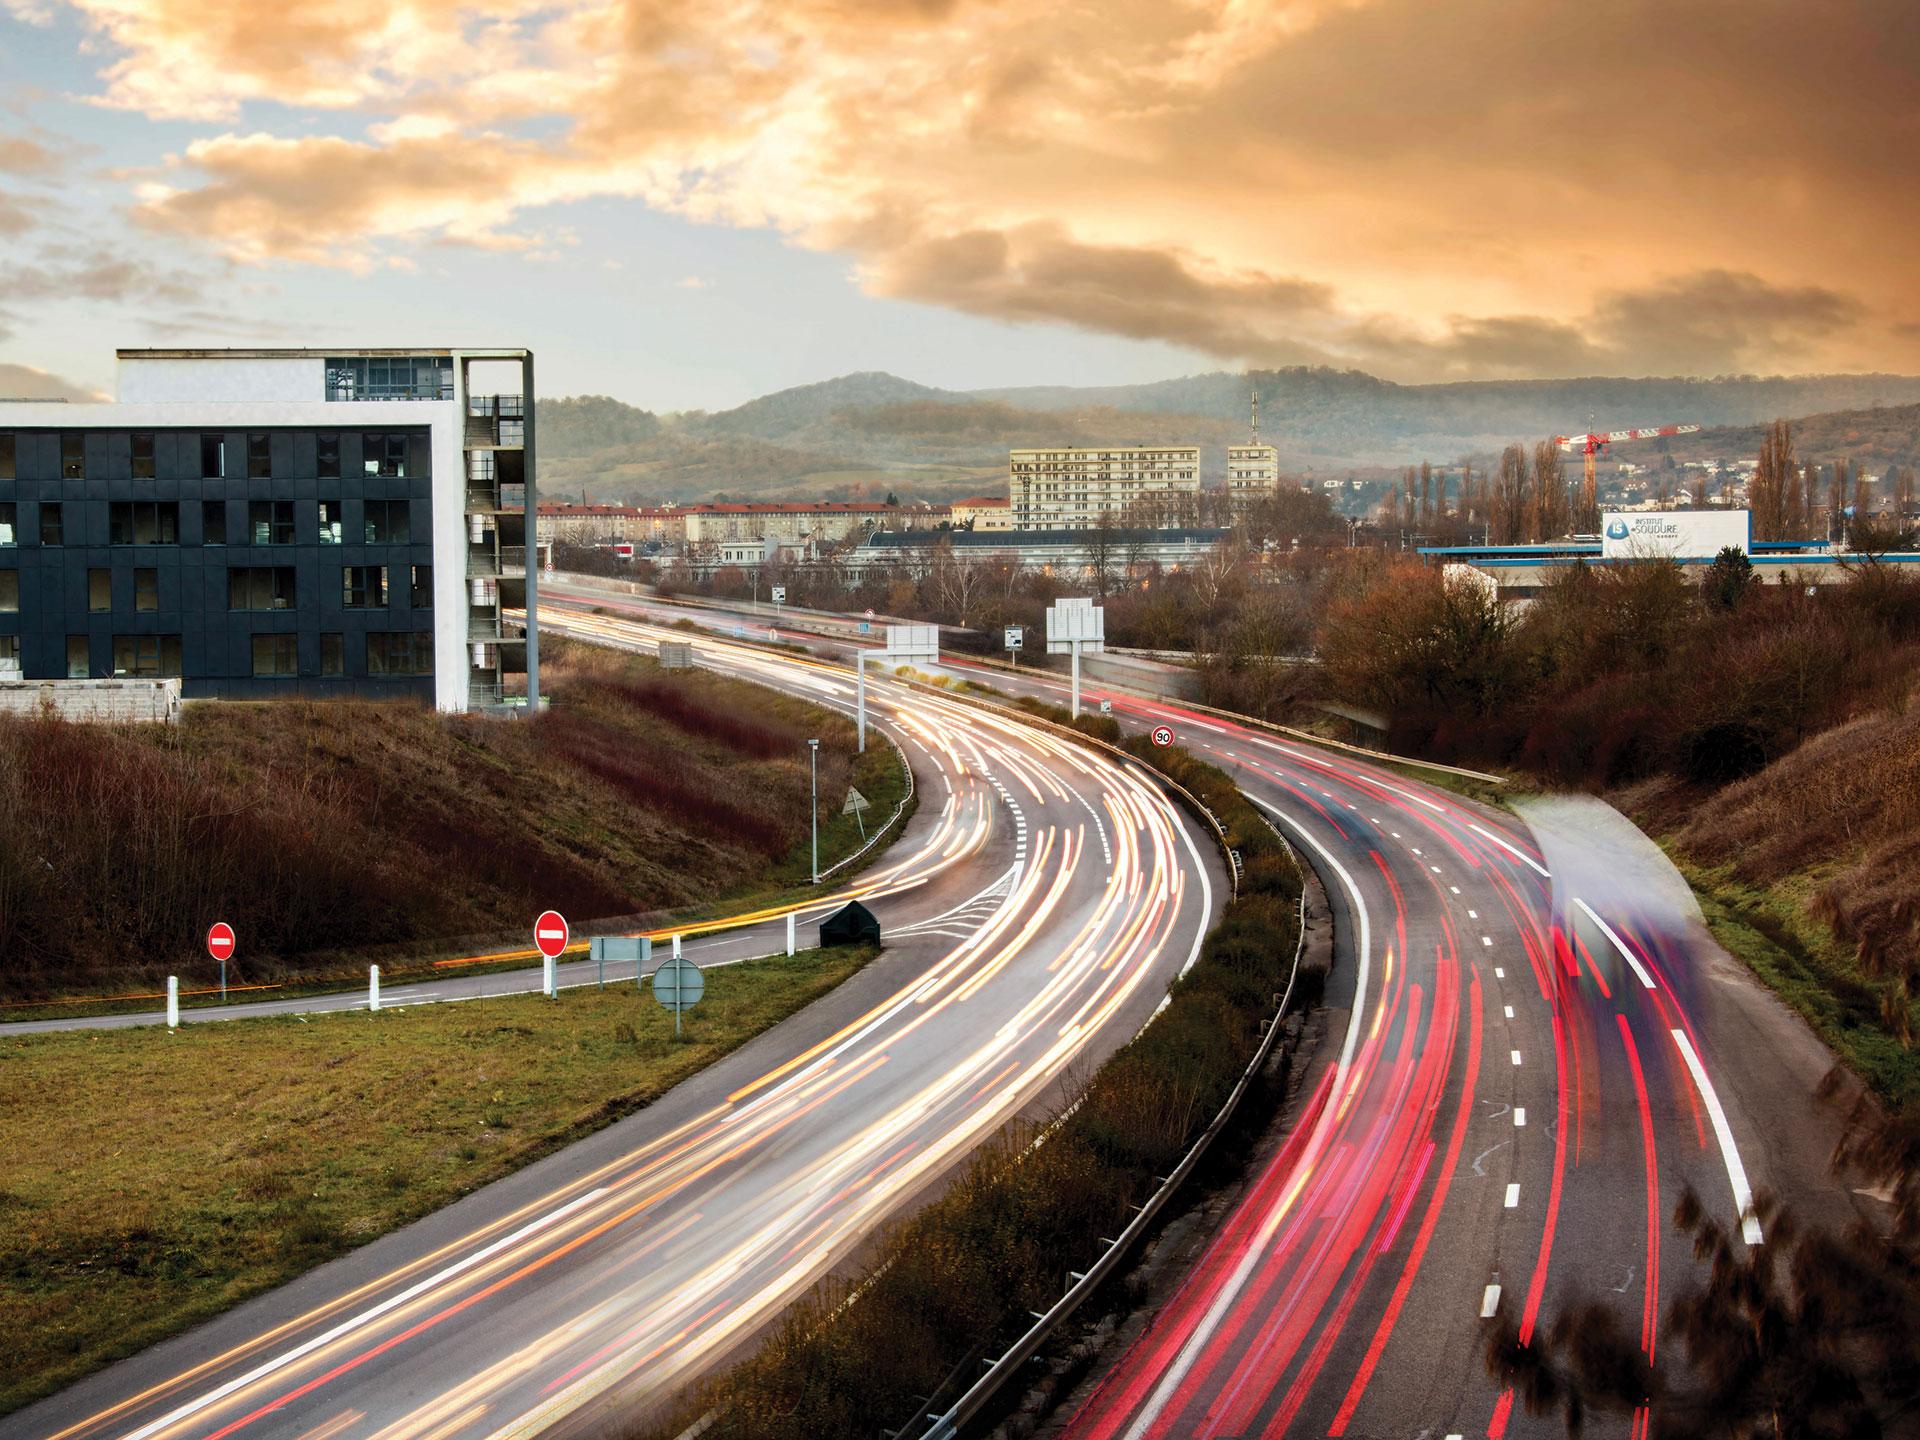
top-left (1493, 444), bottom-right (1531, 543)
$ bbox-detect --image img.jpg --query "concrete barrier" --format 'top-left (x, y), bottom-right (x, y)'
top-left (0, 678), bottom-right (182, 724)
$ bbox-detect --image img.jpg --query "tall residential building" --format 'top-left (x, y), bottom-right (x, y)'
top-left (1227, 444), bottom-right (1280, 505)
top-left (1008, 446), bottom-right (1201, 530)
top-left (0, 346), bottom-right (536, 712)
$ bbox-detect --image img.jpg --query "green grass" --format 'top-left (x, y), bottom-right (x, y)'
top-left (1667, 850), bottom-right (1920, 1106)
top-left (0, 945), bottom-right (877, 1416)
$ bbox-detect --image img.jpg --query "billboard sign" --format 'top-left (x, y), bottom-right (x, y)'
top-left (1045, 598), bottom-right (1106, 655)
top-left (884, 624), bottom-right (939, 660)
top-left (1600, 510), bottom-right (1750, 560)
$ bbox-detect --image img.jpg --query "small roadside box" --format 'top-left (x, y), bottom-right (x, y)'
top-left (819, 900), bottom-right (881, 948)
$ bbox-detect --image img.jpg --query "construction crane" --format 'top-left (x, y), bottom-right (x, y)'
top-left (1553, 417), bottom-right (1702, 526)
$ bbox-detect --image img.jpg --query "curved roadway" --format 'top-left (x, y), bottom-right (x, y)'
top-left (5, 617), bottom-right (1221, 1440)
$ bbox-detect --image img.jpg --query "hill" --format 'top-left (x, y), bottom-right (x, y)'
top-left (533, 368), bottom-right (1920, 506)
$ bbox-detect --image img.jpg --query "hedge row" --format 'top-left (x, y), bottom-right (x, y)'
top-left (669, 716), bottom-right (1315, 1440)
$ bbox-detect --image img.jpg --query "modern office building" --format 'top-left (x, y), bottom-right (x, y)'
top-left (1226, 444), bottom-right (1280, 505)
top-left (0, 347), bottom-right (537, 712)
top-left (1007, 446), bottom-right (1201, 530)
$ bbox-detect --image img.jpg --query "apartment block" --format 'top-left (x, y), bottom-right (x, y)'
top-left (0, 346), bottom-right (537, 713)
top-left (1008, 447), bottom-right (1201, 530)
top-left (1227, 444), bottom-right (1280, 504)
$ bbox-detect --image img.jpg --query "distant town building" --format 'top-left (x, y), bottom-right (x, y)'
top-left (846, 526), bottom-right (1227, 577)
top-left (536, 503), bottom-right (645, 546)
top-left (0, 345), bottom-right (536, 713)
top-left (1226, 444), bottom-right (1280, 506)
top-left (1008, 446), bottom-right (1201, 530)
top-left (951, 494), bottom-right (1013, 531)
top-left (680, 501), bottom-right (933, 548)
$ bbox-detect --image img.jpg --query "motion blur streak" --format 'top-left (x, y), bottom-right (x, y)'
top-left (30, 608), bottom-right (1215, 1440)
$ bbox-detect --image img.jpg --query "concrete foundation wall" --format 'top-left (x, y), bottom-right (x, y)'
top-left (0, 678), bottom-right (182, 723)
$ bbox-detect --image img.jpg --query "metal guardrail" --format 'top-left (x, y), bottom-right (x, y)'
top-left (816, 721), bottom-right (915, 883)
top-left (905, 821), bottom-right (1311, 1440)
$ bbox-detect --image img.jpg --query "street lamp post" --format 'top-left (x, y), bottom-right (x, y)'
top-left (808, 738), bottom-right (820, 883)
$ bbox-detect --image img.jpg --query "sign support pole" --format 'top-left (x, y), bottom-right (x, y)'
top-left (220, 958), bottom-right (227, 1003)
top-left (856, 652), bottom-right (868, 753)
top-left (1071, 643), bottom-right (1081, 720)
top-left (809, 738), bottom-right (821, 882)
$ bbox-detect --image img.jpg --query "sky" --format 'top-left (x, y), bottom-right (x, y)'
top-left (1, 0), bottom-right (1916, 412)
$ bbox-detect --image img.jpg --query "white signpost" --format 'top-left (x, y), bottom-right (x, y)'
top-left (1600, 509), bottom-right (1751, 560)
top-left (770, 585), bottom-right (787, 607)
top-left (1046, 598), bottom-right (1106, 719)
top-left (857, 623), bottom-right (938, 752)
top-left (1004, 625), bottom-right (1023, 667)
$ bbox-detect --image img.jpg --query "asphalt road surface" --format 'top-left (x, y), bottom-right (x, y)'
top-left (565, 585), bottom-right (1867, 1439)
top-left (5, 613), bottom-right (1222, 1440)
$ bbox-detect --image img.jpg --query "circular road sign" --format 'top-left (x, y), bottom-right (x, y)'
top-left (1150, 725), bottom-right (1175, 748)
top-left (534, 910), bottom-right (570, 959)
top-left (206, 922), bottom-right (236, 961)
top-left (653, 955), bottom-right (706, 1010)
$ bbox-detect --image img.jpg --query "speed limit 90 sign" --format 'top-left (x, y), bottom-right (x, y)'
top-left (1150, 725), bottom-right (1175, 747)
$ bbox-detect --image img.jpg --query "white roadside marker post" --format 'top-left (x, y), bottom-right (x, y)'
top-left (369, 965), bottom-right (381, 1012)
top-left (787, 912), bottom-right (796, 956)
top-left (166, 975), bottom-right (179, 1030)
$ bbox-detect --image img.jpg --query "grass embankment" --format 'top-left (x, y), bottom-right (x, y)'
top-left (1642, 698), bottom-right (1920, 1106)
top-left (0, 945), bottom-right (876, 1415)
top-left (667, 732), bottom-right (1318, 1440)
top-left (0, 636), bottom-right (906, 1008)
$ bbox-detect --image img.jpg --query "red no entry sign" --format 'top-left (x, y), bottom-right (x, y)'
top-left (1151, 725), bottom-right (1175, 747)
top-left (534, 910), bottom-right (571, 959)
top-left (206, 922), bottom-right (236, 961)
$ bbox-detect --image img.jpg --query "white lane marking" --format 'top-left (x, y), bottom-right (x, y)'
top-left (1482, 936), bottom-right (1494, 948)
top-left (1449, 885), bottom-right (1461, 894)
top-left (1470, 822), bottom-right (1552, 879)
top-left (1390, 831), bottom-right (1402, 839)
top-left (1430, 865), bottom-right (1442, 874)
top-left (1481, 1283), bottom-right (1502, 1317)
top-left (1494, 967), bottom-right (1505, 979)
top-left (1514, 1106), bottom-right (1526, 1127)
top-left (1504, 1005), bottom-right (1514, 1019)
top-left (1671, 1028), bottom-right (1765, 1245)
top-left (1574, 897), bottom-right (1658, 990)
top-left (1468, 909), bottom-right (1478, 919)
top-left (1511, 1050), bottom-right (1523, 1066)
top-left (1505, 1183), bottom-right (1521, 1208)
top-left (1411, 847), bottom-right (1423, 855)
top-left (116, 1187), bottom-right (611, 1440)
top-left (1118, 794), bottom-right (1377, 1440)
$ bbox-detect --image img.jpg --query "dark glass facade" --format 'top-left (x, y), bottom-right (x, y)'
top-left (0, 427), bottom-right (436, 700)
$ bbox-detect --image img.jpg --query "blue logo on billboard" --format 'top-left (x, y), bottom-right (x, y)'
top-left (1605, 520), bottom-right (1630, 539)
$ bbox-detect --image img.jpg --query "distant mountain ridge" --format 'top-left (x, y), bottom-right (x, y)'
top-left (535, 366), bottom-right (1920, 504)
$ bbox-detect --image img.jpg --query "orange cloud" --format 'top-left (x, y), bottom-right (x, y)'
top-left (45, 0), bottom-right (1920, 377)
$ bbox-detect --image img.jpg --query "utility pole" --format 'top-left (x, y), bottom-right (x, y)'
top-left (808, 738), bottom-right (820, 883)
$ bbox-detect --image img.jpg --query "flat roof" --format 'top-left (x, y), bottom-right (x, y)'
top-left (116, 347), bottom-right (530, 360)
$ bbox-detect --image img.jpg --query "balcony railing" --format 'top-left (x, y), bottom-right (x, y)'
top-left (466, 546), bottom-right (500, 579)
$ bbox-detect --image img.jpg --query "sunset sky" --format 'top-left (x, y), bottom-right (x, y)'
top-left (1, 0), bottom-right (1916, 409)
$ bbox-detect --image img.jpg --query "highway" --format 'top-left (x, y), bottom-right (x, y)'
top-left (560, 584), bottom-right (1863, 1439)
top-left (6, 615), bottom-right (1223, 1440)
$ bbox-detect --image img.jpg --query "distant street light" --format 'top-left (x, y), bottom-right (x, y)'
top-left (808, 738), bottom-right (821, 883)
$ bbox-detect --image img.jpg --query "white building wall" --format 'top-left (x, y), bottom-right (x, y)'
top-left (117, 356), bottom-right (327, 404)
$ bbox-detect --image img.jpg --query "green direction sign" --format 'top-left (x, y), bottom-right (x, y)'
top-left (652, 954), bottom-right (705, 1034)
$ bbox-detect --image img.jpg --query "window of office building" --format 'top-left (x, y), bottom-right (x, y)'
top-left (135, 568), bottom-right (159, 612)
top-left (250, 634), bottom-right (298, 678)
top-left (367, 631), bottom-right (433, 676)
top-left (114, 635), bottom-right (181, 678)
top-left (0, 634), bottom-right (17, 676)
top-left (110, 502), bottom-right (180, 545)
top-left (410, 564), bottom-right (433, 608)
top-left (66, 635), bottom-right (89, 678)
top-left (201, 434), bottom-right (225, 478)
top-left (320, 632), bottom-right (344, 677)
top-left (40, 503), bottom-right (63, 547)
top-left (0, 570), bottom-right (16, 613)
top-left (249, 500), bottom-right (294, 545)
top-left (131, 432), bottom-right (156, 480)
top-left (247, 433), bottom-right (272, 479)
top-left (342, 565), bottom-right (388, 608)
top-left (325, 356), bottom-right (452, 402)
top-left (0, 503), bottom-right (14, 547)
top-left (364, 499), bottom-right (410, 544)
top-left (0, 432), bottom-right (13, 480)
top-left (228, 566), bottom-right (296, 611)
top-left (363, 434), bottom-right (409, 478)
top-left (203, 501), bottom-right (227, 546)
top-left (61, 433), bottom-right (84, 479)
top-left (317, 433), bottom-right (341, 479)
top-left (88, 569), bottom-right (110, 613)
top-left (317, 500), bottom-right (343, 544)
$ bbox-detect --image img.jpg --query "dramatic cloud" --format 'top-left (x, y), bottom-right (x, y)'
top-left (0, 360), bottom-right (105, 400)
top-left (35, 0), bottom-right (1920, 377)
top-left (0, 248), bottom-right (204, 306)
